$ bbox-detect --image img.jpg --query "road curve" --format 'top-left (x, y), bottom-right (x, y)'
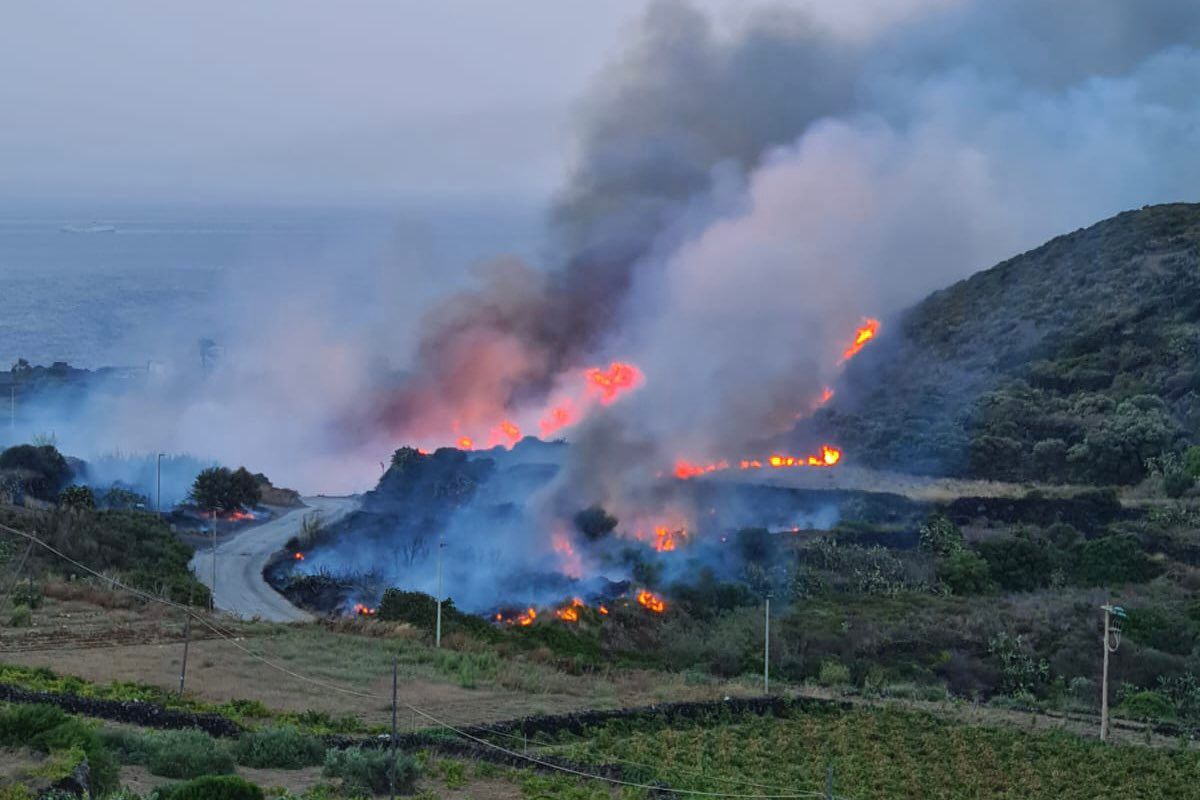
top-left (190, 495), bottom-right (358, 622)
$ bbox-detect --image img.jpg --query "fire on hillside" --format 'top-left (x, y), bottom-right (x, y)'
top-left (275, 318), bottom-right (881, 620)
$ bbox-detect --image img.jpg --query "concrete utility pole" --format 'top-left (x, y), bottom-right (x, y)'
top-left (763, 594), bottom-right (771, 694)
top-left (1100, 603), bottom-right (1125, 742)
top-left (435, 535), bottom-right (444, 648)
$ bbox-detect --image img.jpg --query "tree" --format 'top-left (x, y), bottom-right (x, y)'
top-left (573, 505), bottom-right (618, 541)
top-left (0, 444), bottom-right (72, 501)
top-left (189, 467), bottom-right (236, 512)
top-left (230, 467), bottom-right (262, 508)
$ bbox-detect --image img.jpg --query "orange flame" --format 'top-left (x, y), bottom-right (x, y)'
top-left (552, 532), bottom-right (583, 578)
top-left (585, 362), bottom-right (644, 405)
top-left (841, 318), bottom-right (880, 362)
top-left (519, 607), bottom-right (536, 626)
top-left (636, 590), bottom-right (666, 613)
top-left (676, 446), bottom-right (841, 479)
top-left (674, 459), bottom-right (729, 480)
top-left (653, 526), bottom-right (686, 552)
top-left (554, 598), bottom-right (585, 623)
top-left (457, 436), bottom-right (474, 450)
top-left (293, 552), bottom-right (305, 561)
top-left (539, 403), bottom-right (575, 438)
top-left (353, 603), bottom-right (377, 617)
top-left (598, 604), bottom-right (609, 616)
top-left (488, 419), bottom-right (521, 448)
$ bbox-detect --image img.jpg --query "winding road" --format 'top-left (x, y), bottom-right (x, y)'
top-left (190, 495), bottom-right (357, 622)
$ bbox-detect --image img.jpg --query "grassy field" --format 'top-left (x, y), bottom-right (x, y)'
top-left (548, 705), bottom-right (1200, 800)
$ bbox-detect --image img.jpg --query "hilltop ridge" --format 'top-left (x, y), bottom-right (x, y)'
top-left (820, 203), bottom-right (1200, 484)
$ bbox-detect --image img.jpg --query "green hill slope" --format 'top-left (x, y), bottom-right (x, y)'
top-left (822, 203), bottom-right (1200, 484)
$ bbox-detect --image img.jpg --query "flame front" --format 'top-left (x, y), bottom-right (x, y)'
top-left (353, 603), bottom-right (377, 617)
top-left (636, 590), bottom-right (666, 613)
top-left (539, 403), bottom-right (575, 438)
top-left (653, 526), bottom-right (686, 552)
top-left (840, 318), bottom-right (880, 362)
top-left (585, 362), bottom-right (644, 405)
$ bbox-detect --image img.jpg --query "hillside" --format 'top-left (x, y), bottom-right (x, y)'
top-left (822, 203), bottom-right (1200, 484)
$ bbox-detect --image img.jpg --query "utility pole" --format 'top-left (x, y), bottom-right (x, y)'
top-left (178, 614), bottom-right (192, 696)
top-left (210, 511), bottom-right (218, 612)
top-left (1100, 604), bottom-right (1126, 742)
top-left (156, 453), bottom-right (165, 514)
top-left (8, 386), bottom-right (14, 441)
top-left (389, 655), bottom-right (398, 800)
top-left (825, 763), bottom-right (834, 800)
top-left (763, 593), bottom-right (771, 694)
top-left (435, 535), bottom-right (444, 648)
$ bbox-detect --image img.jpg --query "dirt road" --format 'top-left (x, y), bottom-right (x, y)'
top-left (190, 496), bottom-right (357, 622)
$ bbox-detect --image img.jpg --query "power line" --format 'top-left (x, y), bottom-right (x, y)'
top-left (0, 520), bottom-right (848, 799)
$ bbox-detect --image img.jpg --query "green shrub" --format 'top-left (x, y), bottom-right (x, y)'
top-left (11, 582), bottom-right (43, 610)
top-left (144, 730), bottom-right (235, 779)
top-left (233, 727), bottom-right (324, 769)
top-left (323, 747), bottom-right (420, 795)
top-left (0, 703), bottom-right (117, 794)
top-left (1072, 535), bottom-right (1159, 586)
top-left (920, 513), bottom-right (964, 558)
top-left (978, 534), bottom-right (1057, 592)
top-left (1117, 690), bottom-right (1175, 721)
top-left (816, 660), bottom-right (851, 687)
top-left (8, 605), bottom-right (31, 628)
top-left (156, 775), bottom-right (263, 800)
top-left (58, 485), bottom-right (95, 509)
top-left (937, 549), bottom-right (992, 595)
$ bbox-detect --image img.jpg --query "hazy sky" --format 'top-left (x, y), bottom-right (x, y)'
top-left (0, 0), bottom-right (951, 206)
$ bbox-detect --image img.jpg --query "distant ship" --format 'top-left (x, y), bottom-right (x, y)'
top-left (60, 223), bottom-right (117, 234)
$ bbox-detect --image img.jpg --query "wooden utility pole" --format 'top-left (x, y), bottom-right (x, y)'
top-left (1, 540), bottom-right (35, 614)
top-left (763, 594), bottom-right (771, 694)
top-left (178, 614), bottom-right (192, 696)
top-left (390, 655), bottom-right (398, 800)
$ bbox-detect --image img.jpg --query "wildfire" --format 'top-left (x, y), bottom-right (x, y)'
top-left (222, 509), bottom-right (256, 522)
top-left (539, 403), bottom-right (575, 438)
top-left (598, 604), bottom-right (609, 616)
top-left (552, 531), bottom-right (583, 578)
top-left (293, 552), bottom-right (305, 561)
top-left (554, 598), bottom-right (586, 623)
top-left (840, 318), bottom-right (881, 362)
top-left (457, 436), bottom-right (474, 450)
top-left (675, 445), bottom-right (842, 479)
top-left (585, 362), bottom-right (644, 405)
top-left (674, 459), bottom-right (729, 480)
top-left (636, 590), bottom-right (666, 613)
top-left (653, 526), bottom-right (686, 552)
top-left (353, 603), bottom-right (377, 617)
top-left (489, 420), bottom-right (521, 448)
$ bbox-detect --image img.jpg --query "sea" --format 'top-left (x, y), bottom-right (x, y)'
top-left (0, 201), bottom-right (543, 369)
